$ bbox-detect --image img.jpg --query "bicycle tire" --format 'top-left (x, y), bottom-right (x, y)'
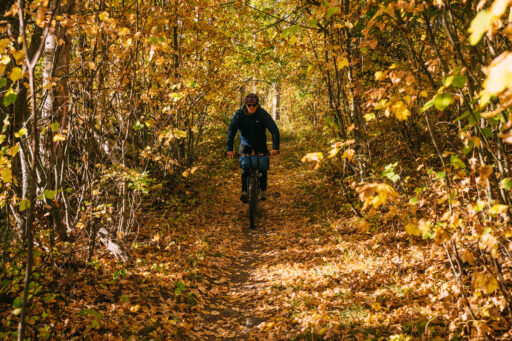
top-left (247, 172), bottom-right (259, 229)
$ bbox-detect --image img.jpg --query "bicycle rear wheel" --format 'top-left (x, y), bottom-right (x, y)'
top-left (247, 173), bottom-right (259, 229)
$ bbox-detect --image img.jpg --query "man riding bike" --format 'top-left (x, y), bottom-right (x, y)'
top-left (226, 93), bottom-right (280, 203)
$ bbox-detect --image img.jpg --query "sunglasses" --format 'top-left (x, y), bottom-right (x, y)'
top-left (246, 103), bottom-right (258, 108)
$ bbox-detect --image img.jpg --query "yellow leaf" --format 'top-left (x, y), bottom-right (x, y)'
top-left (342, 148), bottom-right (355, 161)
top-left (371, 302), bottom-right (382, 311)
top-left (480, 233), bottom-right (499, 258)
top-left (420, 90), bottom-right (429, 98)
top-left (0, 38), bottom-right (9, 54)
top-left (8, 67), bottom-right (22, 82)
top-left (0, 55), bottom-right (11, 65)
top-left (490, 204), bottom-right (508, 215)
top-left (301, 152), bottom-right (324, 163)
top-left (1, 168), bottom-right (12, 183)
top-left (99, 11), bottom-right (109, 21)
top-left (472, 271), bottom-right (499, 294)
top-left (118, 27), bottom-right (130, 36)
top-left (357, 219), bottom-right (370, 233)
top-left (405, 222), bottom-right (421, 236)
top-left (434, 227), bottom-right (451, 244)
top-left (375, 71), bottom-right (386, 81)
top-left (484, 52), bottom-right (512, 94)
top-left (391, 101), bottom-right (411, 121)
top-left (53, 134), bottom-right (66, 142)
top-left (357, 183), bottom-right (398, 210)
top-left (130, 305), bottom-right (140, 312)
top-left (461, 250), bottom-right (476, 266)
top-left (337, 57), bottom-right (349, 69)
top-left (491, 0), bottom-right (511, 17)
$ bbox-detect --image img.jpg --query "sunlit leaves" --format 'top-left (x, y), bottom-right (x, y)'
top-left (381, 162), bottom-right (400, 183)
top-left (469, 10), bottom-right (493, 45)
top-left (390, 101), bottom-right (410, 120)
top-left (484, 52), bottom-right (512, 95)
top-left (443, 74), bottom-right (467, 88)
top-left (450, 155), bottom-right (466, 169)
top-left (405, 222), bottom-right (421, 236)
top-left (472, 271), bottom-right (499, 294)
top-left (374, 71), bottom-right (386, 81)
top-left (99, 11), bottom-right (109, 21)
top-left (301, 152), bottom-right (324, 169)
top-left (9, 67), bottom-right (23, 82)
top-left (434, 93), bottom-right (453, 111)
top-left (3, 88), bottom-right (17, 106)
top-left (357, 183), bottom-right (398, 211)
top-left (500, 178), bottom-right (512, 190)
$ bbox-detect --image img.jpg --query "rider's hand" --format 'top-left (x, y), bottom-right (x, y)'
top-left (270, 149), bottom-right (279, 157)
top-left (227, 151), bottom-right (234, 159)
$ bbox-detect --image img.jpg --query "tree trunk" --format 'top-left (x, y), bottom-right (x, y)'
top-left (272, 82), bottom-right (281, 121)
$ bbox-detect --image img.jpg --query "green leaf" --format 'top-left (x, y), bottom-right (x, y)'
top-left (463, 142), bottom-right (474, 155)
top-left (501, 178), bottom-right (512, 190)
top-left (78, 308), bottom-right (102, 319)
top-left (454, 111), bottom-right (470, 122)
top-left (15, 128), bottom-right (27, 138)
top-left (434, 93), bottom-right (453, 111)
top-left (13, 297), bottom-right (23, 308)
top-left (50, 122), bottom-right (60, 132)
top-left (91, 319), bottom-right (100, 329)
top-left (0, 77), bottom-right (6, 87)
top-left (364, 113), bottom-right (375, 121)
top-left (174, 280), bottom-right (185, 295)
top-left (308, 18), bottom-right (318, 27)
top-left (452, 75), bottom-right (467, 88)
top-left (132, 120), bottom-right (144, 131)
top-left (381, 162), bottom-right (400, 183)
top-left (3, 90), bottom-right (16, 106)
top-left (481, 127), bottom-right (494, 138)
top-left (469, 10), bottom-right (493, 45)
top-left (450, 155), bottom-right (466, 169)
top-left (327, 7), bottom-right (339, 19)
top-left (443, 76), bottom-right (454, 87)
top-left (19, 199), bottom-right (30, 212)
top-left (43, 190), bottom-right (57, 200)
top-left (435, 171), bottom-right (446, 179)
top-left (420, 98), bottom-right (435, 113)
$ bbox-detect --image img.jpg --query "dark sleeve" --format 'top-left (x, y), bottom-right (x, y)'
top-left (226, 111), bottom-right (240, 152)
top-left (263, 111), bottom-right (280, 151)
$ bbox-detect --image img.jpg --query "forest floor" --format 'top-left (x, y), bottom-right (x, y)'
top-left (2, 139), bottom-right (460, 340)
top-left (109, 139), bottom-right (451, 340)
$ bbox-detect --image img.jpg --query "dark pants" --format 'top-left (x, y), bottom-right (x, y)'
top-left (239, 144), bottom-right (268, 192)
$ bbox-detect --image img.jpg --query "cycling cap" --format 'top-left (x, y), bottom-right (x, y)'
top-left (245, 93), bottom-right (259, 104)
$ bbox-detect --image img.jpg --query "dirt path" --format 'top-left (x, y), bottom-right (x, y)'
top-left (189, 142), bottom-right (308, 339)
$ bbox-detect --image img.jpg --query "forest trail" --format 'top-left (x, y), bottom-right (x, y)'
top-left (135, 139), bottom-right (442, 340)
top-left (185, 141), bottom-right (314, 339)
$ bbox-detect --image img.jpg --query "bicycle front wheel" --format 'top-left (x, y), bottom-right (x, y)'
top-left (247, 173), bottom-right (259, 229)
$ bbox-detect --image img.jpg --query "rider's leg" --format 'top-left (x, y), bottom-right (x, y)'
top-left (239, 144), bottom-right (252, 203)
top-left (260, 171), bottom-right (267, 191)
top-left (241, 170), bottom-right (249, 192)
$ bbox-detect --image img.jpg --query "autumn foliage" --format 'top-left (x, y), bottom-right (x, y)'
top-left (2, 0), bottom-right (512, 339)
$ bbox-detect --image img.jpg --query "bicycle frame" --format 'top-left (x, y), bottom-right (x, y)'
top-left (241, 154), bottom-right (264, 229)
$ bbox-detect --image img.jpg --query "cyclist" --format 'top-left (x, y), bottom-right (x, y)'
top-left (226, 93), bottom-right (280, 203)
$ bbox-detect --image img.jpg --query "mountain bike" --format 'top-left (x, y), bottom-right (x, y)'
top-left (240, 154), bottom-right (268, 229)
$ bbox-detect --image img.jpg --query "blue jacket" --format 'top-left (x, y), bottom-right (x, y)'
top-left (226, 107), bottom-right (280, 152)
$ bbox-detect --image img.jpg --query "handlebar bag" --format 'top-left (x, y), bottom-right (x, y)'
top-left (239, 155), bottom-right (269, 171)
